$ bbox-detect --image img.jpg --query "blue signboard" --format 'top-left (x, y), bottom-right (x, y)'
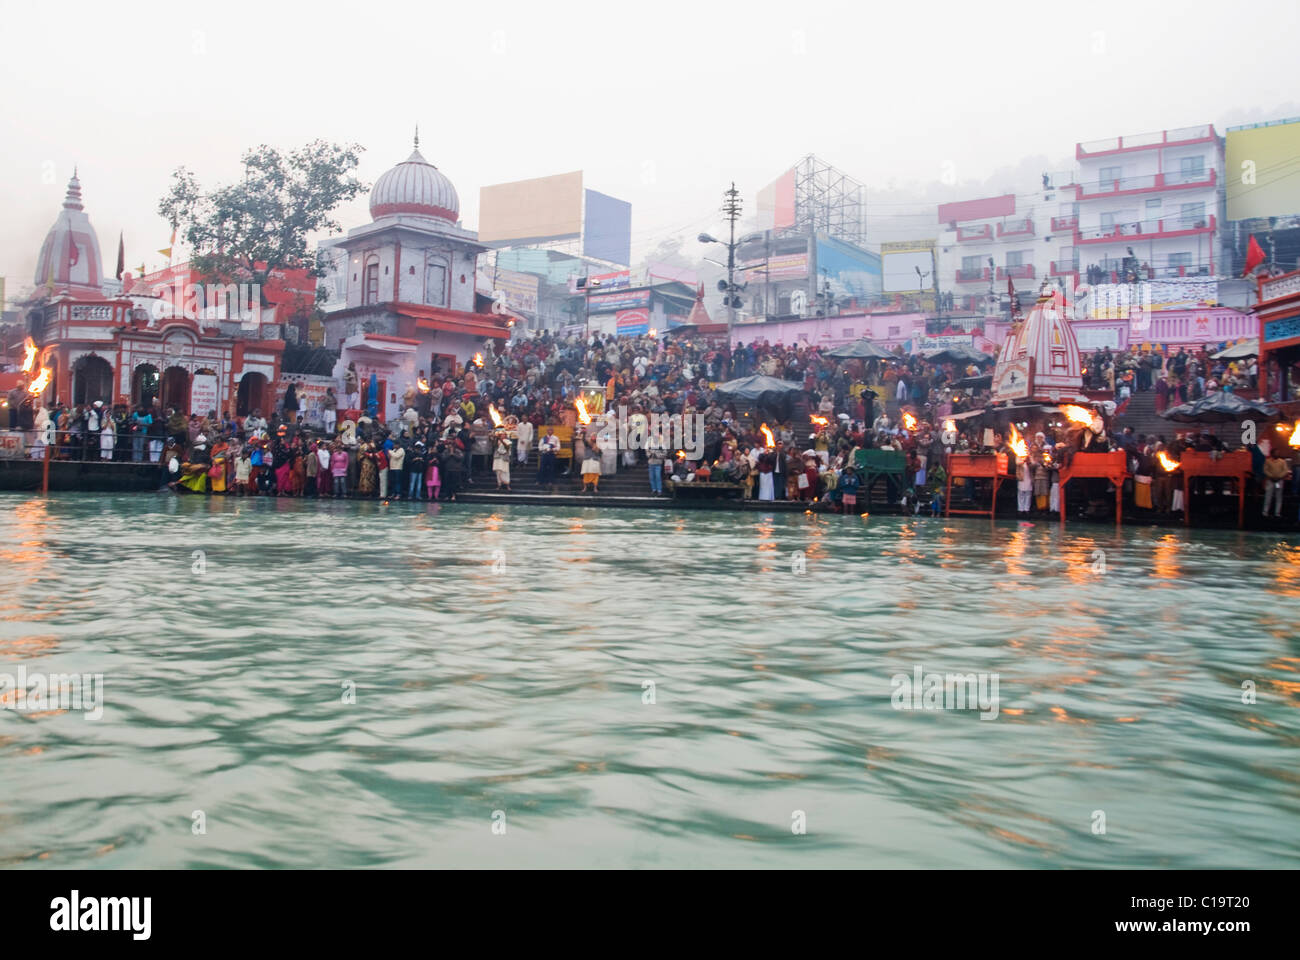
top-left (1264, 315), bottom-right (1300, 344)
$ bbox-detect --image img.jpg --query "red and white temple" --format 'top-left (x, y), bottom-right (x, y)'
top-left (990, 283), bottom-right (1089, 405)
top-left (24, 173), bottom-right (287, 416)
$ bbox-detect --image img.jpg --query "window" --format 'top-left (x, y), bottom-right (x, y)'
top-left (1099, 165), bottom-right (1122, 184)
top-left (1145, 198), bottom-right (1161, 211)
top-left (364, 262), bottom-right (379, 305)
top-left (1179, 156), bottom-right (1205, 180)
top-left (1179, 202), bottom-right (1206, 229)
top-left (1168, 252), bottom-right (1193, 268)
top-left (1100, 212), bottom-right (1117, 231)
top-left (888, 325), bottom-right (900, 336)
top-left (1058, 246), bottom-right (1076, 264)
top-left (425, 261), bottom-right (447, 306)
top-left (961, 255), bottom-right (983, 272)
top-left (1006, 250), bottom-right (1032, 267)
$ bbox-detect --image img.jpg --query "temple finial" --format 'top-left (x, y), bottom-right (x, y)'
top-left (414, 125), bottom-right (419, 150)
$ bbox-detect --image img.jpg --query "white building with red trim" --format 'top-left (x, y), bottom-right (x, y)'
top-left (321, 136), bottom-right (510, 417)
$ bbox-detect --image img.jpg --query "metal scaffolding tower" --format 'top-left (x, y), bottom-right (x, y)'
top-left (783, 155), bottom-right (867, 245)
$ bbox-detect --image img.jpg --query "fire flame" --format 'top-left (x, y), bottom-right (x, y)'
top-left (942, 419), bottom-right (956, 434)
top-left (1157, 451), bottom-right (1180, 472)
top-left (1289, 422), bottom-right (1300, 447)
top-left (473, 352), bottom-right (484, 367)
top-left (21, 338), bottom-right (37, 374)
top-left (902, 412), bottom-right (918, 431)
top-left (676, 450), bottom-right (686, 459)
top-left (809, 415), bottom-right (829, 428)
top-left (575, 397), bottom-right (592, 425)
top-left (1007, 424), bottom-right (1028, 458)
top-left (488, 404), bottom-right (503, 427)
top-left (760, 423), bottom-right (775, 448)
top-left (417, 377), bottom-right (430, 393)
top-left (1059, 404), bottom-right (1095, 426)
top-left (28, 367), bottom-right (51, 395)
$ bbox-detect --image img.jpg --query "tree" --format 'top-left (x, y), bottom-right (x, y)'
top-left (158, 140), bottom-right (365, 288)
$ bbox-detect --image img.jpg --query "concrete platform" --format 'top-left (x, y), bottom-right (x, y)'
top-left (454, 490), bottom-right (813, 511)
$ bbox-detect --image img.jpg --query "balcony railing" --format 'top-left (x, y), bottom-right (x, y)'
top-left (1050, 260), bottom-right (1079, 276)
top-left (997, 218), bottom-right (1035, 238)
top-left (1076, 125), bottom-right (1215, 158)
top-left (955, 268), bottom-right (991, 283)
top-left (1050, 215), bottom-right (1078, 231)
top-left (956, 224), bottom-right (993, 242)
top-left (1076, 215), bottom-right (1216, 244)
top-left (1076, 168), bottom-right (1216, 198)
top-left (996, 265), bottom-right (1036, 280)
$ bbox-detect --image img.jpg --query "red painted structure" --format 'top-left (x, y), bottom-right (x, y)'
top-left (1256, 269), bottom-right (1300, 403)
top-left (944, 452), bottom-right (1010, 518)
top-left (1058, 450), bottom-right (1129, 526)
top-left (1179, 450), bottom-right (1252, 528)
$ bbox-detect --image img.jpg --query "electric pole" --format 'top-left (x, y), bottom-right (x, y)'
top-left (722, 183), bottom-right (742, 332)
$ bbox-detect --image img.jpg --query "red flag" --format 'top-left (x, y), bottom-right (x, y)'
top-left (66, 230), bottom-right (79, 268)
top-left (1243, 234), bottom-right (1266, 276)
top-left (115, 232), bottom-right (125, 280)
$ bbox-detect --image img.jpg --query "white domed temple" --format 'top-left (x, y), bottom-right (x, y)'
top-left (990, 282), bottom-right (1089, 405)
top-left (322, 132), bottom-right (509, 419)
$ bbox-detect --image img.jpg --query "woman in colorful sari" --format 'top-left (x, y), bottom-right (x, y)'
top-left (208, 437), bottom-right (230, 494)
top-left (357, 441), bottom-right (378, 497)
top-left (178, 435), bottom-right (211, 494)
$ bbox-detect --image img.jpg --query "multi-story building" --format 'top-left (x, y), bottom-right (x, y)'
top-left (1068, 124), bottom-right (1227, 284)
top-left (936, 179), bottom-right (1075, 313)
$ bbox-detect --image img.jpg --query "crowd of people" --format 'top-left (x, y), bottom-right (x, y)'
top-left (9, 326), bottom-right (1294, 520)
top-left (1080, 345), bottom-right (1259, 408)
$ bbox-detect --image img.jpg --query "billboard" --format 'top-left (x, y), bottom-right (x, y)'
top-left (757, 168), bottom-right (796, 232)
top-left (587, 289), bottom-right (649, 312)
top-left (1226, 118), bottom-right (1300, 220)
top-left (740, 252), bottom-right (808, 281)
top-left (882, 243), bottom-right (937, 293)
top-left (492, 267), bottom-right (539, 314)
top-left (615, 309), bottom-right (650, 336)
top-left (478, 171), bottom-right (584, 245)
top-left (583, 189), bottom-right (632, 266)
top-left (815, 235), bottom-right (882, 301)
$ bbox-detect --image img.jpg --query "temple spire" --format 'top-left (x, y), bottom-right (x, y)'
top-left (414, 125), bottom-right (419, 150)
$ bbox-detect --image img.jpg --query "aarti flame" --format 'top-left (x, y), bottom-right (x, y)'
top-left (1289, 422), bottom-right (1300, 447)
top-left (473, 352), bottom-right (484, 367)
top-left (809, 415), bottom-right (829, 428)
top-left (1157, 450), bottom-right (1180, 472)
top-left (676, 450), bottom-right (686, 459)
top-left (488, 404), bottom-right (503, 427)
top-left (760, 423), bottom-right (775, 448)
top-left (1059, 404), bottom-right (1095, 427)
top-left (1007, 424), bottom-right (1028, 458)
top-left (901, 411), bottom-right (918, 431)
top-left (942, 419), bottom-right (956, 434)
top-left (575, 397), bottom-right (592, 425)
top-left (28, 367), bottom-right (51, 395)
top-left (417, 377), bottom-right (430, 393)
top-left (21, 338), bottom-right (38, 374)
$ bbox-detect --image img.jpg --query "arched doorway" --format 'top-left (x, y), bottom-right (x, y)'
top-left (72, 355), bottom-right (114, 406)
top-left (132, 363), bottom-right (160, 408)
top-left (236, 372), bottom-right (268, 416)
top-left (161, 366), bottom-right (190, 413)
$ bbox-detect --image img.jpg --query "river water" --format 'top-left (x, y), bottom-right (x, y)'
top-left (0, 493), bottom-right (1297, 868)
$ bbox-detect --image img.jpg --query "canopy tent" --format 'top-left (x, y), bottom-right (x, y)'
top-left (923, 345), bottom-right (995, 366)
top-left (1160, 391), bottom-right (1278, 424)
top-left (714, 374), bottom-right (805, 421)
top-left (824, 338), bottom-right (893, 360)
top-left (714, 374), bottom-right (805, 402)
top-left (1210, 339), bottom-right (1259, 360)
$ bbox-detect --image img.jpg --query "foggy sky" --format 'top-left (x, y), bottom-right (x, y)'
top-left (2, 0), bottom-right (1297, 299)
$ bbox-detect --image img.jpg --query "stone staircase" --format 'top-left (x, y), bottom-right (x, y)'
top-left (464, 444), bottom-right (661, 498)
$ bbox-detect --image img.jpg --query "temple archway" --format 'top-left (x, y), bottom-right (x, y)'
top-left (160, 366), bottom-right (190, 413)
top-left (236, 372), bottom-right (268, 416)
top-left (131, 363), bottom-right (160, 408)
top-left (72, 355), bottom-right (114, 406)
